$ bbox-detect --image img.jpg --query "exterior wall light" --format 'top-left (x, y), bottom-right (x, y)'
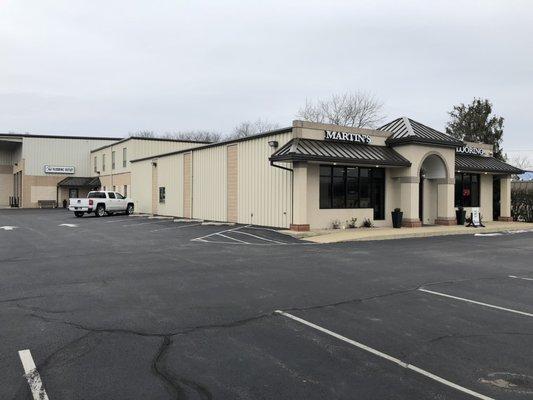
top-left (268, 141), bottom-right (278, 148)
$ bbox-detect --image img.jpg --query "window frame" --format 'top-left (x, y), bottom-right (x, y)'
top-left (159, 187), bottom-right (166, 204)
top-left (454, 172), bottom-right (480, 207)
top-left (112, 151), bottom-right (116, 170)
top-left (102, 154), bottom-right (106, 171)
top-left (319, 164), bottom-right (385, 220)
top-left (122, 147), bottom-right (127, 168)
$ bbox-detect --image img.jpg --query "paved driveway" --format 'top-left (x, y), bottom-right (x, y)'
top-left (1, 209), bottom-right (532, 399)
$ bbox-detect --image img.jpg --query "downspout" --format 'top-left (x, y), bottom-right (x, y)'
top-left (270, 160), bottom-right (294, 227)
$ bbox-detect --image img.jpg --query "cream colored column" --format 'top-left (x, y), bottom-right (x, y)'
top-left (291, 162), bottom-right (309, 231)
top-left (399, 177), bottom-right (421, 227)
top-left (436, 179), bottom-right (455, 225)
top-left (499, 175), bottom-right (512, 221)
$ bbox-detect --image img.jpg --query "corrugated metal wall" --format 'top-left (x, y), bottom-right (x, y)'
top-left (157, 154), bottom-right (184, 217)
top-left (237, 132), bottom-right (293, 228)
top-left (131, 159), bottom-right (153, 214)
top-left (129, 131), bottom-right (294, 228)
top-left (192, 147), bottom-right (227, 221)
top-left (226, 145), bottom-right (238, 222)
top-left (23, 137), bottom-right (115, 176)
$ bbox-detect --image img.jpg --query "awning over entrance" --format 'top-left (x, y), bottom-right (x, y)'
top-left (57, 177), bottom-right (101, 187)
top-left (455, 154), bottom-right (524, 174)
top-left (269, 138), bottom-right (411, 167)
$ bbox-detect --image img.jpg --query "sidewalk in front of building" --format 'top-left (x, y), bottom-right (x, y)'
top-left (283, 221), bottom-right (533, 244)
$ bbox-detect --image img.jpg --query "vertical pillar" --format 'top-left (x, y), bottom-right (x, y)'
top-left (151, 162), bottom-right (158, 215)
top-left (499, 175), bottom-right (512, 221)
top-left (436, 178), bottom-right (455, 225)
top-left (291, 162), bottom-right (309, 231)
top-left (399, 177), bottom-right (421, 227)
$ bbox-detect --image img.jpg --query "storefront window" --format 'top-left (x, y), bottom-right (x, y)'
top-left (319, 165), bottom-right (386, 219)
top-left (455, 173), bottom-right (480, 207)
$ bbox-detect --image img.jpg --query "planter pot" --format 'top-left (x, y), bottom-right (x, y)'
top-left (456, 209), bottom-right (466, 225)
top-left (391, 211), bottom-right (403, 228)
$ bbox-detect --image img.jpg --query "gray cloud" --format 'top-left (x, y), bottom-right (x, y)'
top-left (1, 0), bottom-right (532, 149)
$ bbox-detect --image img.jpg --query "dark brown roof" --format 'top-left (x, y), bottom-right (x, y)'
top-left (269, 138), bottom-right (411, 167)
top-left (455, 154), bottom-right (524, 174)
top-left (57, 177), bottom-right (101, 187)
top-left (379, 117), bottom-right (464, 147)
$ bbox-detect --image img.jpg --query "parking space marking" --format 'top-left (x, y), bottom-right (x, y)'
top-left (150, 223), bottom-right (203, 233)
top-left (217, 233), bottom-right (251, 244)
top-left (275, 310), bottom-right (495, 400)
top-left (509, 275), bottom-right (533, 281)
top-left (231, 230), bottom-right (287, 244)
top-left (122, 219), bottom-right (174, 227)
top-left (59, 223), bottom-right (77, 228)
top-left (18, 349), bottom-right (50, 400)
top-left (419, 288), bottom-right (533, 318)
top-left (0, 225), bottom-right (18, 231)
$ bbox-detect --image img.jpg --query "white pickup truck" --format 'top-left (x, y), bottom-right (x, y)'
top-left (69, 191), bottom-right (134, 218)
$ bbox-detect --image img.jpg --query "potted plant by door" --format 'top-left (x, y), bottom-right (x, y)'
top-left (391, 208), bottom-right (403, 228)
top-left (456, 206), bottom-right (466, 225)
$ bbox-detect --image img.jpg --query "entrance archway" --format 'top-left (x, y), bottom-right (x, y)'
top-left (419, 154), bottom-right (448, 225)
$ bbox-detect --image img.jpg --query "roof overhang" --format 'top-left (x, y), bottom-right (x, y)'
top-left (269, 138), bottom-right (411, 168)
top-left (57, 177), bottom-right (101, 187)
top-left (455, 154), bottom-right (524, 175)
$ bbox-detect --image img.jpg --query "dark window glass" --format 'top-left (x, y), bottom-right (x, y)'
top-left (318, 165), bottom-right (385, 217)
top-left (346, 167), bottom-right (358, 208)
top-left (359, 168), bottom-right (371, 208)
top-left (88, 192), bottom-right (106, 199)
top-left (116, 193), bottom-right (124, 199)
top-left (470, 174), bottom-right (480, 207)
top-left (372, 170), bottom-right (385, 220)
top-left (455, 173), bottom-right (480, 207)
top-left (332, 167), bottom-right (346, 208)
top-left (159, 187), bottom-right (166, 203)
top-left (108, 192), bottom-right (116, 199)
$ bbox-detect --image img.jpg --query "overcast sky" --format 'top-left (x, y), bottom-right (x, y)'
top-left (1, 0), bottom-right (531, 155)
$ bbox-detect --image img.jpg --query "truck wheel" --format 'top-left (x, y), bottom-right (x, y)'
top-left (126, 204), bottom-right (134, 215)
top-left (95, 205), bottom-right (105, 217)
top-left (74, 211), bottom-right (84, 218)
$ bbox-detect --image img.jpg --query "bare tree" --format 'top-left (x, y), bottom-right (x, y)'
top-left (161, 130), bottom-right (222, 142)
top-left (129, 130), bottom-right (221, 142)
top-left (130, 130), bottom-right (156, 138)
top-left (230, 119), bottom-right (281, 139)
top-left (510, 154), bottom-right (532, 180)
top-left (296, 91), bottom-right (385, 128)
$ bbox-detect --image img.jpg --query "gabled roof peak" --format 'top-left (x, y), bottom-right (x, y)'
top-left (378, 117), bottom-right (464, 148)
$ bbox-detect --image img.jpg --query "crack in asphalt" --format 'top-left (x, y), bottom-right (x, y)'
top-left (15, 274), bottom-right (515, 399)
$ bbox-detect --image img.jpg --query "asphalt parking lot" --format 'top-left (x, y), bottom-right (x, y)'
top-left (1, 209), bottom-right (533, 400)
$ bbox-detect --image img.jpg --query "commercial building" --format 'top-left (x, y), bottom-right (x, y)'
top-left (0, 133), bottom-right (205, 208)
top-left (89, 137), bottom-right (208, 198)
top-left (130, 118), bottom-right (523, 230)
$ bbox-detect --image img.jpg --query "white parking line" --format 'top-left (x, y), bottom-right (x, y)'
top-left (192, 225), bottom-right (247, 241)
top-left (122, 219), bottom-right (173, 227)
top-left (150, 223), bottom-right (203, 233)
top-left (18, 349), bottom-right (50, 400)
top-left (509, 275), bottom-right (533, 281)
top-left (217, 233), bottom-right (251, 244)
top-left (275, 310), bottom-right (494, 400)
top-left (419, 288), bottom-right (533, 317)
top-left (231, 230), bottom-right (287, 244)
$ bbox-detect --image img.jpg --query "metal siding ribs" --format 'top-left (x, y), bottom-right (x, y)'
top-left (379, 117), bottom-right (464, 147)
top-left (455, 154), bottom-right (524, 174)
top-left (269, 139), bottom-right (411, 167)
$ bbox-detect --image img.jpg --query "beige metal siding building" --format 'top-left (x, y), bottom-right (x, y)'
top-left (90, 137), bottom-right (208, 197)
top-left (131, 119), bottom-right (522, 230)
top-left (0, 134), bottom-right (119, 208)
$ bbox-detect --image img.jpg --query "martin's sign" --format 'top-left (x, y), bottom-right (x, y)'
top-left (324, 130), bottom-right (372, 144)
top-left (44, 165), bottom-right (75, 174)
top-left (456, 146), bottom-right (485, 156)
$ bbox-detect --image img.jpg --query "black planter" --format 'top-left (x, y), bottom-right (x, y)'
top-left (391, 211), bottom-right (403, 228)
top-left (456, 209), bottom-right (466, 225)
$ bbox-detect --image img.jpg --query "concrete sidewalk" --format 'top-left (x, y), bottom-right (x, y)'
top-left (283, 221), bottom-right (533, 243)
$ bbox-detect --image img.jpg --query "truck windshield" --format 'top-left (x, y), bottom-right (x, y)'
top-left (88, 192), bottom-right (106, 198)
